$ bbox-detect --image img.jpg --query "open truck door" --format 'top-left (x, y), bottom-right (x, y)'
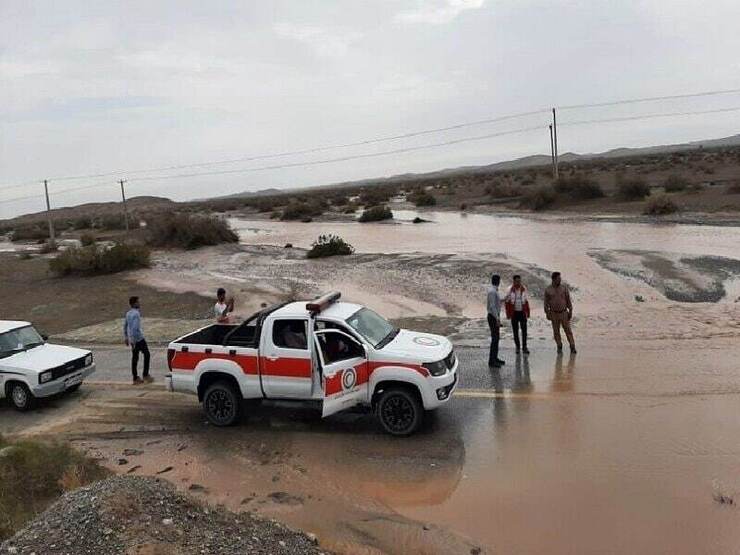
top-left (315, 329), bottom-right (369, 417)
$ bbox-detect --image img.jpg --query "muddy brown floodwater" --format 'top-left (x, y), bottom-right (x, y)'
top-left (6, 210), bottom-right (740, 554)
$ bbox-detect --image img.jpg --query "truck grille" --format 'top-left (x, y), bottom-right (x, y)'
top-left (50, 356), bottom-right (87, 381)
top-left (444, 350), bottom-right (456, 370)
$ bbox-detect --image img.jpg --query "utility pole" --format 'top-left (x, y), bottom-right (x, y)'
top-left (43, 180), bottom-right (56, 247)
top-left (119, 179), bottom-right (130, 233)
top-left (552, 108), bottom-right (559, 180)
top-left (549, 124), bottom-right (556, 179)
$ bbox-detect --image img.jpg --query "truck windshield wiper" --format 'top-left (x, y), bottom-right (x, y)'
top-left (376, 327), bottom-right (400, 349)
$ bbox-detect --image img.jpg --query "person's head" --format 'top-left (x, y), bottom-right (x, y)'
top-left (491, 274), bottom-right (501, 287)
top-left (129, 296), bottom-right (140, 309)
top-left (217, 288), bottom-right (226, 302)
top-left (551, 271), bottom-right (562, 286)
top-left (513, 274), bottom-right (522, 287)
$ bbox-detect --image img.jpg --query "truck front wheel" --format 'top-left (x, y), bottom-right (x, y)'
top-left (376, 387), bottom-right (423, 436)
top-left (203, 381), bottom-right (242, 427)
top-left (8, 382), bottom-right (35, 412)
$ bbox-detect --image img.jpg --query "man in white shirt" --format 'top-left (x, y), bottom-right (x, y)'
top-left (214, 288), bottom-right (234, 323)
top-left (487, 274), bottom-right (505, 368)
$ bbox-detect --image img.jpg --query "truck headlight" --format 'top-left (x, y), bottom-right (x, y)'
top-left (85, 353), bottom-right (93, 366)
top-left (39, 371), bottom-right (52, 384)
top-left (423, 360), bottom-right (447, 377)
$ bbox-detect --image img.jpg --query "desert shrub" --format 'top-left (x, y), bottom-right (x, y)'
top-left (38, 241), bottom-right (58, 254)
top-left (69, 216), bottom-right (93, 230)
top-left (0, 435), bottom-right (108, 541)
top-left (96, 213), bottom-right (129, 230)
top-left (80, 232), bottom-right (96, 246)
top-left (643, 195), bottom-right (679, 216)
top-left (358, 205), bottom-right (393, 222)
top-left (10, 225), bottom-right (48, 242)
top-left (281, 200), bottom-right (324, 221)
top-left (306, 234), bottom-right (355, 258)
top-left (726, 182), bottom-right (740, 194)
top-left (407, 190), bottom-right (437, 207)
top-left (50, 243), bottom-right (150, 276)
top-left (488, 183), bottom-right (521, 198)
top-left (617, 178), bottom-right (651, 200)
top-left (521, 186), bottom-right (556, 211)
top-left (663, 174), bottom-right (690, 192)
top-left (359, 189), bottom-right (391, 206)
top-left (554, 175), bottom-right (604, 200)
top-left (146, 213), bottom-right (238, 249)
top-left (342, 205), bottom-right (358, 214)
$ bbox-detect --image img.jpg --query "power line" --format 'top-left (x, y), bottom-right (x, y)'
top-left (3, 85), bottom-right (740, 192)
top-left (560, 105), bottom-right (740, 127)
top-left (558, 87), bottom-right (740, 111)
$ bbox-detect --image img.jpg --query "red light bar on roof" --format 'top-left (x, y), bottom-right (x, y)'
top-left (306, 291), bottom-right (341, 314)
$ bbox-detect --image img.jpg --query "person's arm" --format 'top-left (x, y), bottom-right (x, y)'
top-left (123, 314), bottom-right (129, 346)
top-left (566, 287), bottom-right (573, 318)
top-left (543, 289), bottom-right (551, 320)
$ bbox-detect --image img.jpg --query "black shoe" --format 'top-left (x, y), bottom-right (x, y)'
top-left (570, 346), bottom-right (578, 354)
top-left (556, 345), bottom-right (563, 354)
top-left (515, 347), bottom-right (521, 354)
top-left (490, 361), bottom-right (504, 368)
top-left (523, 347), bottom-right (530, 354)
top-left (496, 358), bottom-right (505, 365)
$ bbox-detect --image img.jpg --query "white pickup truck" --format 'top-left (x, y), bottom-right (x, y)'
top-left (166, 292), bottom-right (458, 436)
top-left (0, 320), bottom-right (96, 411)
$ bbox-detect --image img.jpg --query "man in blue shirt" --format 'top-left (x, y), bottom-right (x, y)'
top-left (124, 296), bottom-right (151, 384)
top-left (487, 274), bottom-right (505, 368)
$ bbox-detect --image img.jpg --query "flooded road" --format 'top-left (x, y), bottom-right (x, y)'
top-left (5, 210), bottom-right (740, 553)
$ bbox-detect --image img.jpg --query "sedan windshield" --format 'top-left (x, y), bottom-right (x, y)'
top-left (0, 326), bottom-right (45, 359)
top-left (346, 308), bottom-right (398, 348)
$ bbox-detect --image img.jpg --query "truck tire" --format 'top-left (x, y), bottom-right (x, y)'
top-left (203, 381), bottom-right (242, 427)
top-left (376, 387), bottom-right (423, 436)
top-left (67, 384), bottom-right (81, 393)
top-left (8, 382), bottom-right (35, 412)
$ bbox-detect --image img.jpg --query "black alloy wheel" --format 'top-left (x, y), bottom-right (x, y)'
top-left (377, 387), bottom-right (423, 436)
top-left (203, 381), bottom-right (242, 426)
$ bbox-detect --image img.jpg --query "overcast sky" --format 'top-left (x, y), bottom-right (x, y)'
top-left (2, 0), bottom-right (740, 218)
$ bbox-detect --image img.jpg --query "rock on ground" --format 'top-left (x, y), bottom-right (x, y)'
top-left (1, 476), bottom-right (327, 555)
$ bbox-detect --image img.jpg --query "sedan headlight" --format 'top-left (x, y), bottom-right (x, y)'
top-left (85, 353), bottom-right (93, 366)
top-left (39, 370), bottom-right (52, 384)
top-left (423, 360), bottom-right (447, 377)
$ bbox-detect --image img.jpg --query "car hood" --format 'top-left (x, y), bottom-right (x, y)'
top-left (0, 343), bottom-right (90, 373)
top-left (378, 329), bottom-right (452, 363)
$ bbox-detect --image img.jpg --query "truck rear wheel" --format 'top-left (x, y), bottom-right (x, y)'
top-left (376, 387), bottom-right (423, 436)
top-left (203, 381), bottom-right (242, 427)
top-left (8, 382), bottom-right (35, 412)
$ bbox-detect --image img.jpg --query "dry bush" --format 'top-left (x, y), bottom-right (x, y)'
top-left (358, 205), bottom-right (393, 222)
top-left (554, 175), bottom-right (604, 200)
top-left (281, 199), bottom-right (325, 221)
top-left (643, 195), bottom-right (679, 216)
top-left (10, 225), bottom-right (49, 242)
top-left (521, 186), bottom-right (556, 211)
top-left (617, 178), bottom-right (651, 200)
top-left (306, 234), bottom-right (355, 258)
top-left (50, 243), bottom-right (150, 276)
top-left (663, 174), bottom-right (690, 192)
top-left (407, 190), bottom-right (437, 206)
top-left (146, 213), bottom-right (238, 249)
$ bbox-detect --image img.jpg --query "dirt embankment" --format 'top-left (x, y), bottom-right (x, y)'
top-left (0, 253), bottom-right (210, 336)
top-left (1, 476), bottom-right (327, 555)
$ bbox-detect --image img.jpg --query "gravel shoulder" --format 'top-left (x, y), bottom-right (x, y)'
top-left (1, 476), bottom-right (328, 555)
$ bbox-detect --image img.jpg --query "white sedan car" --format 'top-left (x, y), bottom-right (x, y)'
top-left (0, 320), bottom-right (96, 411)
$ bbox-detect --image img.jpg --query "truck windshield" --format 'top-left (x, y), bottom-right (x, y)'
top-left (0, 326), bottom-right (45, 359)
top-left (346, 308), bottom-right (398, 349)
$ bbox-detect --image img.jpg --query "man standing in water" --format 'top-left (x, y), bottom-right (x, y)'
top-left (544, 272), bottom-right (577, 354)
top-left (487, 274), bottom-right (505, 367)
top-left (505, 274), bottom-right (530, 354)
top-left (124, 296), bottom-right (152, 384)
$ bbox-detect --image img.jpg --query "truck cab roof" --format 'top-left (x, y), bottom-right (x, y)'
top-left (270, 300), bottom-right (364, 322)
top-left (0, 320), bottom-right (32, 334)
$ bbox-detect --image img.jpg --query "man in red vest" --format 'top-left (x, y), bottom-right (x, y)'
top-left (505, 275), bottom-right (531, 354)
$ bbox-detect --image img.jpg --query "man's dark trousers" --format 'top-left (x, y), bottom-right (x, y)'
top-left (131, 339), bottom-right (151, 379)
top-left (487, 314), bottom-right (500, 365)
top-left (511, 311), bottom-right (528, 350)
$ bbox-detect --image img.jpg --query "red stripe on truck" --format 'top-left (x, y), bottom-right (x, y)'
top-left (171, 351), bottom-right (259, 375)
top-left (171, 351), bottom-right (312, 379)
top-left (260, 356), bottom-right (312, 378)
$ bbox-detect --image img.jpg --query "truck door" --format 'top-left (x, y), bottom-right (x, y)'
top-left (260, 318), bottom-right (313, 399)
top-left (315, 329), bottom-right (369, 417)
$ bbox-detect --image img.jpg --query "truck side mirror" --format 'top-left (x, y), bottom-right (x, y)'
top-left (41, 334), bottom-right (49, 341)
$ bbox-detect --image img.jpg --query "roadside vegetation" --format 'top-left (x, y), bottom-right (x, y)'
top-left (521, 186), bottom-right (557, 211)
top-left (643, 195), bottom-right (679, 216)
top-left (553, 175), bottom-right (605, 200)
top-left (49, 243), bottom-right (151, 276)
top-left (10, 225), bottom-right (49, 243)
top-left (306, 234), bottom-right (355, 258)
top-left (617, 177), bottom-right (651, 200)
top-left (407, 190), bottom-right (437, 206)
top-left (358, 205), bottom-right (393, 222)
top-left (0, 434), bottom-right (108, 541)
top-left (663, 174), bottom-right (690, 192)
top-left (146, 213), bottom-right (238, 249)
top-left (280, 199), bottom-right (325, 222)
